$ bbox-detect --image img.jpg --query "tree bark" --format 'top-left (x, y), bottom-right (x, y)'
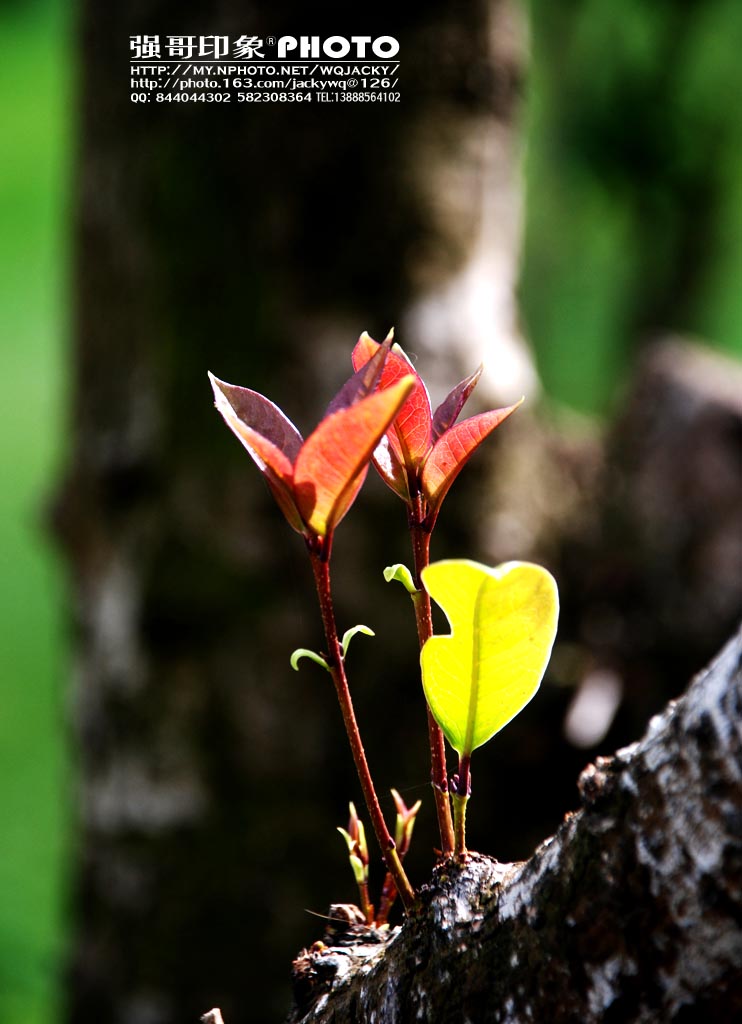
top-left (287, 622), bottom-right (742, 1023)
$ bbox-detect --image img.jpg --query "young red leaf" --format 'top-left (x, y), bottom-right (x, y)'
top-left (392, 372), bottom-right (433, 470)
top-left (294, 376), bottom-right (416, 535)
top-left (373, 435), bottom-right (412, 501)
top-left (325, 330), bottom-right (396, 416)
top-left (352, 334), bottom-right (433, 470)
top-left (350, 346), bottom-right (410, 497)
top-left (209, 373), bottom-right (303, 460)
top-left (351, 330), bottom-right (389, 372)
top-left (352, 334), bottom-right (408, 483)
top-left (431, 365), bottom-right (484, 440)
top-left (421, 399), bottom-right (523, 514)
top-left (209, 372), bottom-right (305, 532)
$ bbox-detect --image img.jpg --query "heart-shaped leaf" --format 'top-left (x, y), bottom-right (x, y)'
top-left (420, 559), bottom-right (559, 756)
top-left (421, 400), bottom-right (523, 515)
top-left (294, 376), bottom-right (415, 535)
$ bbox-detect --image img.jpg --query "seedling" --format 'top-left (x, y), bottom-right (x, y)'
top-left (209, 330), bottom-right (558, 916)
top-left (352, 332), bottom-right (524, 854)
top-left (337, 802), bottom-right (373, 924)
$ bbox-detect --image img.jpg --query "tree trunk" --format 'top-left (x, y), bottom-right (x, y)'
top-left (55, 4), bottom-right (526, 1023)
top-left (287, 622), bottom-right (742, 1023)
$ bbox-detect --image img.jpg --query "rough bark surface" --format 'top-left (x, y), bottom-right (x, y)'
top-left (287, 623), bottom-right (742, 1023)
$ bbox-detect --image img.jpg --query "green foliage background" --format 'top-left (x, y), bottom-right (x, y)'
top-left (523, 0), bottom-right (742, 412)
top-left (0, 3), bottom-right (69, 1023)
top-left (0, 0), bottom-right (740, 1020)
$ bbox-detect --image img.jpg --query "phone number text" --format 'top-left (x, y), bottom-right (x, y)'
top-left (133, 91), bottom-right (402, 103)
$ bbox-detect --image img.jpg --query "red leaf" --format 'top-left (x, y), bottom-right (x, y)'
top-left (261, 477), bottom-right (306, 535)
top-left (431, 365), bottom-right (483, 440)
top-left (352, 334), bottom-right (432, 470)
top-left (421, 400), bottom-right (523, 513)
top-left (209, 373), bottom-right (305, 532)
top-left (326, 331), bottom-right (396, 416)
top-left (294, 377), bottom-right (415, 535)
top-left (373, 436), bottom-right (412, 501)
top-left (209, 373), bottom-right (303, 460)
top-left (351, 330), bottom-right (387, 371)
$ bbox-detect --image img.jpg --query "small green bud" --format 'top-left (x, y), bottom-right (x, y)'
top-left (349, 852), bottom-right (367, 886)
top-left (290, 648), bottom-right (330, 673)
top-left (340, 624), bottom-right (375, 659)
top-left (383, 563), bottom-right (417, 595)
top-left (391, 788), bottom-right (422, 853)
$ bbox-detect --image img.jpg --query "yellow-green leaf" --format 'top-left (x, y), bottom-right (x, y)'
top-left (420, 559), bottom-right (559, 756)
top-left (290, 648), bottom-right (330, 673)
top-left (383, 563), bottom-right (417, 594)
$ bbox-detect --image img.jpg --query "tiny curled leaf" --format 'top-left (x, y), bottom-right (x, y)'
top-left (341, 624), bottom-right (375, 659)
top-left (290, 648), bottom-right (330, 673)
top-left (383, 563), bottom-right (417, 594)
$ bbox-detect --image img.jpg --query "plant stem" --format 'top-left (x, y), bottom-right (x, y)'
top-left (376, 870), bottom-right (397, 926)
top-left (357, 880), bottom-right (375, 926)
top-left (408, 494), bottom-right (455, 857)
top-left (308, 538), bottom-right (415, 911)
top-left (452, 753), bottom-right (471, 859)
top-left (376, 806), bottom-right (416, 925)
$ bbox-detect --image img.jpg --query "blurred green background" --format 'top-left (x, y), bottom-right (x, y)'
top-left (523, 0), bottom-right (742, 411)
top-left (1, 0), bottom-right (741, 1021)
top-left (0, 2), bottom-right (69, 1023)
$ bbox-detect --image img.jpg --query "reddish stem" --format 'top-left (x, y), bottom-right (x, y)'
top-left (358, 881), bottom-right (375, 926)
top-left (307, 537), bottom-right (415, 911)
top-left (376, 871), bottom-right (397, 927)
top-left (408, 494), bottom-right (455, 857)
top-left (376, 805), bottom-right (417, 925)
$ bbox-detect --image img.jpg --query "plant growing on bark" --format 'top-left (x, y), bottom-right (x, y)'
top-left (209, 331), bottom-right (558, 914)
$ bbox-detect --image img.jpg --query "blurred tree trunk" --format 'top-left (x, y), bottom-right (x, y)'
top-left (54, 3), bottom-right (526, 1023)
top-left (287, 624), bottom-right (742, 1024)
